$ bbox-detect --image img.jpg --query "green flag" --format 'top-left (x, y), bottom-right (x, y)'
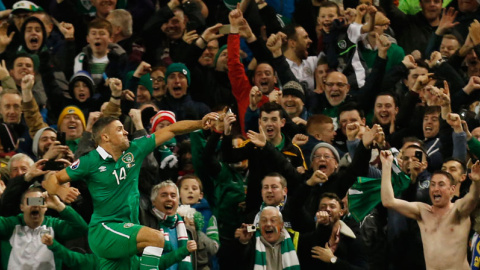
top-left (348, 161), bottom-right (410, 222)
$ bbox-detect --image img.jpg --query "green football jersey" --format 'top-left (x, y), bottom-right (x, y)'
top-left (66, 135), bottom-right (156, 227)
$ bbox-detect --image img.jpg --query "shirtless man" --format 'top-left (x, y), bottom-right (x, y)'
top-left (380, 150), bottom-right (480, 270)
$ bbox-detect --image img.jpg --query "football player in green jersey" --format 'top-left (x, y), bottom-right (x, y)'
top-left (43, 107), bottom-right (218, 270)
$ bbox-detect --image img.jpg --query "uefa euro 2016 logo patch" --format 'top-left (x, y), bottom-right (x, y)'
top-left (70, 159), bottom-right (80, 170)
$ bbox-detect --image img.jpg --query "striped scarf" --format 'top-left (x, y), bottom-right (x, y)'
top-left (152, 209), bottom-right (193, 270)
top-left (254, 228), bottom-right (300, 270)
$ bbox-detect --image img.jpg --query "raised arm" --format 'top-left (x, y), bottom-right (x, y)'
top-left (380, 150), bottom-right (422, 220)
top-left (154, 112), bottom-right (218, 147)
top-left (456, 161), bottom-right (480, 217)
top-left (42, 170), bottom-right (79, 203)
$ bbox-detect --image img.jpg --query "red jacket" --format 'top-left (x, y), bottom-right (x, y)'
top-left (227, 34), bottom-right (269, 135)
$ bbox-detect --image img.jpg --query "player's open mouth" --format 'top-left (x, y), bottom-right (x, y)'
top-left (318, 164), bottom-right (327, 170)
top-left (172, 86), bottom-right (182, 92)
top-left (94, 42), bottom-right (101, 47)
top-left (68, 125), bottom-right (76, 130)
top-left (260, 82), bottom-right (268, 87)
top-left (164, 205), bottom-right (173, 210)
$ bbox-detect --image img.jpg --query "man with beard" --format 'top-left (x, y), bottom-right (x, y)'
top-left (42, 111), bottom-right (217, 270)
top-left (281, 24), bottom-right (316, 91)
top-left (0, 187), bottom-right (88, 269)
top-left (381, 150), bottom-right (480, 270)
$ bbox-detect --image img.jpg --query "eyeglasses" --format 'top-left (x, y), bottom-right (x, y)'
top-left (313, 154), bottom-right (334, 160)
top-left (325, 82), bottom-right (348, 88)
top-left (151, 77), bottom-right (165, 83)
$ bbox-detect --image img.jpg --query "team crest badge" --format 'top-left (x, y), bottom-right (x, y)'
top-left (70, 160), bottom-right (80, 170)
top-left (122, 153), bottom-right (134, 164)
top-left (337, 40), bottom-right (347, 50)
top-left (124, 223), bottom-right (134, 228)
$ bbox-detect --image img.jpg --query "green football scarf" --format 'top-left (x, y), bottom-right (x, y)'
top-left (348, 159), bottom-right (410, 222)
top-left (253, 228), bottom-right (300, 270)
top-left (153, 209), bottom-right (193, 270)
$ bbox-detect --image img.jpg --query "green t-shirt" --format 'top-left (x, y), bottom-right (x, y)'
top-left (66, 134), bottom-right (156, 227)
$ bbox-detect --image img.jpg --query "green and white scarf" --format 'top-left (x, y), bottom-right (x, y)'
top-left (152, 209), bottom-right (193, 270)
top-left (253, 228), bottom-right (300, 270)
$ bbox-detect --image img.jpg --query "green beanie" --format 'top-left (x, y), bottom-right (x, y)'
top-left (125, 71), bottom-right (153, 96)
top-left (165, 63), bottom-right (191, 86)
top-left (213, 44), bottom-right (228, 68)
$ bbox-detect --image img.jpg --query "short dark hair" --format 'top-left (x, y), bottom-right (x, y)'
top-left (8, 53), bottom-right (34, 70)
top-left (424, 106), bottom-right (441, 116)
top-left (432, 170), bottom-right (455, 185)
top-left (405, 144), bottom-right (427, 156)
top-left (88, 18), bottom-right (113, 36)
top-left (319, 1), bottom-right (341, 16)
top-left (338, 102), bottom-right (365, 119)
top-left (402, 137), bottom-right (424, 148)
top-left (262, 172), bottom-right (287, 188)
top-left (319, 192), bottom-right (343, 208)
top-left (442, 157), bottom-right (467, 174)
top-left (281, 24), bottom-right (300, 51)
top-left (260, 102), bottom-right (284, 116)
top-left (375, 91), bottom-right (399, 107)
top-left (92, 116), bottom-right (118, 144)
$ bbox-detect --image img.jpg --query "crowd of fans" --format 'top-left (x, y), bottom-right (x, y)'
top-left (0, 0), bottom-right (479, 268)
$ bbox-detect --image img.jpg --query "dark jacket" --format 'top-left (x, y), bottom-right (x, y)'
top-left (221, 134), bottom-right (306, 213)
top-left (380, 0), bottom-right (437, 54)
top-left (291, 142), bottom-right (370, 233)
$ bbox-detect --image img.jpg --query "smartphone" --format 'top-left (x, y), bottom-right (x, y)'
top-left (43, 160), bottom-right (65, 171)
top-left (414, 150), bottom-right (423, 162)
top-left (57, 132), bottom-right (66, 145)
top-left (27, 197), bottom-right (44, 206)
top-left (219, 24), bottom-right (231, 35)
top-left (186, 21), bottom-right (197, 32)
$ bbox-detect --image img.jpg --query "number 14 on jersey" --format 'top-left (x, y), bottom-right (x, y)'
top-left (112, 167), bottom-right (127, 185)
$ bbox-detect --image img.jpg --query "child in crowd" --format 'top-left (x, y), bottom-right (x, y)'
top-left (73, 18), bottom-right (127, 87)
top-left (177, 174), bottom-right (219, 270)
